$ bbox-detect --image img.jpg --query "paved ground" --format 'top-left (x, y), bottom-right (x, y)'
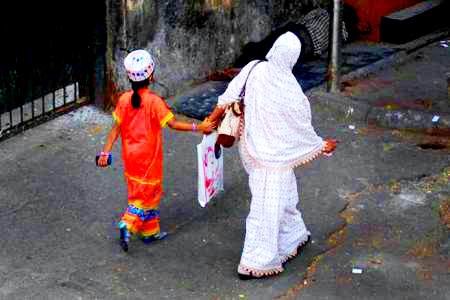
top-left (0, 91), bottom-right (448, 299)
top-left (341, 41), bottom-right (450, 113)
top-left (0, 32), bottom-right (449, 300)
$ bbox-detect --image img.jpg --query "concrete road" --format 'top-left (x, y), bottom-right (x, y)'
top-left (0, 98), bottom-right (448, 299)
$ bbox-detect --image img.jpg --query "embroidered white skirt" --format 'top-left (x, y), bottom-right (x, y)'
top-left (238, 166), bottom-right (311, 275)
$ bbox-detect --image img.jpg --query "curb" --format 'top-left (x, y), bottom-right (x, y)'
top-left (307, 28), bottom-right (450, 129)
top-left (310, 90), bottom-right (450, 129)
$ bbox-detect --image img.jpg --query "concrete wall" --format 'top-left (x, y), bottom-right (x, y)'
top-left (105, 0), bottom-right (328, 103)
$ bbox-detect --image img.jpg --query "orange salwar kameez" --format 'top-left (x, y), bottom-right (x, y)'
top-left (113, 87), bottom-right (174, 240)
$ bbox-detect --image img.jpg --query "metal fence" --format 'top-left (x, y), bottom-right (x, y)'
top-left (0, 0), bottom-right (104, 141)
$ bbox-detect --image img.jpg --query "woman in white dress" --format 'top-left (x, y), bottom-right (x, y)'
top-left (207, 32), bottom-right (336, 279)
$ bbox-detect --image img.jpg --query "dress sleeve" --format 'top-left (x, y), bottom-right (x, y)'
top-left (217, 60), bottom-right (260, 107)
top-left (153, 97), bottom-right (175, 128)
top-left (112, 95), bottom-right (126, 125)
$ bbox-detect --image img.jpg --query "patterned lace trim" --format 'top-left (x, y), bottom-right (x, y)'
top-left (238, 264), bottom-right (284, 278)
top-left (239, 119), bottom-right (326, 171)
top-left (280, 234), bottom-right (311, 264)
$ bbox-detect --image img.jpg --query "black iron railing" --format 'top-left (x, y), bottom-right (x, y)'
top-left (0, 0), bottom-right (105, 141)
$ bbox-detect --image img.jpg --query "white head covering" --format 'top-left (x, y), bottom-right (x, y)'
top-left (218, 32), bottom-right (324, 170)
top-left (124, 49), bottom-right (155, 82)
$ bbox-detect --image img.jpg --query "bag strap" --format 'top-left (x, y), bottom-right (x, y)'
top-left (239, 60), bottom-right (263, 103)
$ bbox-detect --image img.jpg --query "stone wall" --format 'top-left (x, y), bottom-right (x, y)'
top-left (105, 0), bottom-right (328, 102)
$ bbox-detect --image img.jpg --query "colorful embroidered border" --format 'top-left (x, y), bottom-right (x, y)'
top-left (119, 205), bottom-right (161, 238)
top-left (126, 205), bottom-right (160, 221)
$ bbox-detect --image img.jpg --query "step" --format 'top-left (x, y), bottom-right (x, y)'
top-left (380, 0), bottom-right (448, 44)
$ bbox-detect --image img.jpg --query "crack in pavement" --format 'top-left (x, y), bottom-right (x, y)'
top-left (273, 167), bottom-right (449, 299)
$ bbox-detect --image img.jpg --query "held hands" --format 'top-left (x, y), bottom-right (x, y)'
top-left (323, 138), bottom-right (337, 155)
top-left (197, 117), bottom-right (217, 134)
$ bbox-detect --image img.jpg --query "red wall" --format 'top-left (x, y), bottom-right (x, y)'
top-left (344, 0), bottom-right (423, 41)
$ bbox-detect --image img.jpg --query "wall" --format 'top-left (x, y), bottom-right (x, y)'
top-left (105, 0), bottom-right (328, 104)
top-left (344, 0), bottom-right (422, 41)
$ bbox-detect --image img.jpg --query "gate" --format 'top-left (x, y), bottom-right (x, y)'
top-left (0, 1), bottom-right (105, 141)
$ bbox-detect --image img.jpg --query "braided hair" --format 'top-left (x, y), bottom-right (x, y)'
top-left (130, 78), bottom-right (150, 109)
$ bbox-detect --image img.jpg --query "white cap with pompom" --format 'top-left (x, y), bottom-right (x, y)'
top-left (124, 49), bottom-right (155, 82)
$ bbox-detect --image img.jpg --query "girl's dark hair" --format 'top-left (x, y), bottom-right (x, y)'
top-left (131, 78), bottom-right (150, 109)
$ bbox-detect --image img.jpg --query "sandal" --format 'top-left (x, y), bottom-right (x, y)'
top-left (119, 225), bottom-right (130, 252)
top-left (283, 235), bottom-right (312, 266)
top-left (142, 231), bottom-right (168, 244)
top-left (238, 270), bottom-right (275, 280)
top-left (238, 272), bottom-right (259, 280)
top-left (237, 266), bottom-right (282, 280)
top-left (297, 235), bottom-right (312, 254)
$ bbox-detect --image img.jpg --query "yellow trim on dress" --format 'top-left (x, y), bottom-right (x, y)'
top-left (129, 200), bottom-right (160, 210)
top-left (160, 112), bottom-right (174, 128)
top-left (112, 111), bottom-right (121, 125)
top-left (125, 172), bottom-right (161, 185)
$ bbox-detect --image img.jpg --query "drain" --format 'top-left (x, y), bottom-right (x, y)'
top-left (417, 143), bottom-right (446, 150)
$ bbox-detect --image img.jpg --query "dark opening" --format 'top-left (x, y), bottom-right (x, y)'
top-left (0, 0), bottom-right (106, 138)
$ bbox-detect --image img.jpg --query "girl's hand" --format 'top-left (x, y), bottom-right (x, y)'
top-left (207, 117), bottom-right (219, 130)
top-left (98, 154), bottom-right (110, 167)
top-left (323, 138), bottom-right (337, 154)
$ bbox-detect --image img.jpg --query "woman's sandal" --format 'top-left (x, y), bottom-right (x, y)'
top-left (237, 271), bottom-right (276, 280)
top-left (283, 235), bottom-right (312, 266)
top-left (237, 266), bottom-right (281, 280)
top-left (238, 272), bottom-right (259, 280)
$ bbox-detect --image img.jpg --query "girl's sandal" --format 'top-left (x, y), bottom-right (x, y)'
top-left (142, 231), bottom-right (168, 244)
top-left (119, 226), bottom-right (129, 252)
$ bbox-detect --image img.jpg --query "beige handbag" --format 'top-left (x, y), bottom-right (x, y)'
top-left (216, 61), bottom-right (262, 148)
top-left (216, 102), bottom-right (243, 148)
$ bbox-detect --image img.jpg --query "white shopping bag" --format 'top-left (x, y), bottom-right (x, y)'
top-left (197, 132), bottom-right (224, 207)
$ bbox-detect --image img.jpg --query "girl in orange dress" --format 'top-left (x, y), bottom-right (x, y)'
top-left (98, 50), bottom-right (214, 252)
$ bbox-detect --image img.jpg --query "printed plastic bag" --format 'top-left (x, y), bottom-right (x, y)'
top-left (197, 132), bottom-right (224, 207)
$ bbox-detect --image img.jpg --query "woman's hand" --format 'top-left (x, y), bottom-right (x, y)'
top-left (323, 138), bottom-right (337, 154)
top-left (206, 106), bottom-right (226, 125)
top-left (198, 118), bottom-right (217, 134)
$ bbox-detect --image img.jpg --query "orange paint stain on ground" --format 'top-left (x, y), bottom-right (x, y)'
top-left (357, 121), bottom-right (386, 137)
top-left (373, 99), bottom-right (433, 111)
top-left (327, 227), bottom-right (348, 248)
top-left (439, 198), bottom-right (450, 229)
top-left (416, 268), bottom-right (433, 282)
top-left (340, 209), bottom-right (358, 224)
top-left (336, 274), bottom-right (353, 285)
top-left (275, 255), bottom-right (323, 300)
top-left (353, 232), bottom-right (391, 250)
top-left (407, 241), bottom-right (438, 259)
top-left (342, 78), bottom-right (393, 97)
top-left (391, 129), bottom-right (450, 151)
